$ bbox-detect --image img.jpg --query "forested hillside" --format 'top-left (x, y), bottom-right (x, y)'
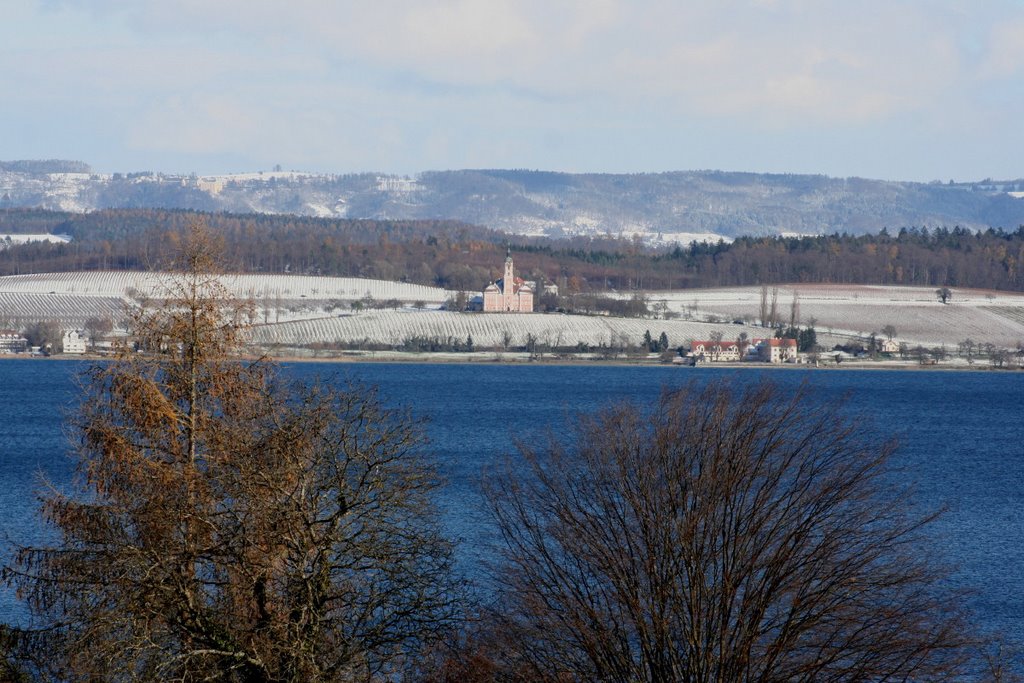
top-left (2, 208), bottom-right (1024, 292)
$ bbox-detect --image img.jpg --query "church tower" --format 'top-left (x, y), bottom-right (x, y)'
top-left (482, 247), bottom-right (534, 312)
top-left (503, 248), bottom-right (515, 311)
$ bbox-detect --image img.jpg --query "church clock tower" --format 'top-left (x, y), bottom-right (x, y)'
top-left (503, 248), bottom-right (515, 311)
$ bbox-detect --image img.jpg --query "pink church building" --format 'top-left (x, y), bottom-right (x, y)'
top-left (483, 250), bottom-right (534, 313)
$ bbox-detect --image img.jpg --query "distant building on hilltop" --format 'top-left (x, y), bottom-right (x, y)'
top-left (376, 176), bottom-right (420, 193)
top-left (483, 250), bottom-right (534, 313)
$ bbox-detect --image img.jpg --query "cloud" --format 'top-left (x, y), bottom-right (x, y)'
top-left (982, 17), bottom-right (1024, 78)
top-left (7, 0), bottom-right (1024, 178)
top-left (37, 1), bottom-right (975, 123)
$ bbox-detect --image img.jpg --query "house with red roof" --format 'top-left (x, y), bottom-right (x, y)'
top-left (756, 337), bottom-right (798, 363)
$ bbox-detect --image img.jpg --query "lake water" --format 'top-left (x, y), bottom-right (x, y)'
top-left (1, 359), bottom-right (1022, 653)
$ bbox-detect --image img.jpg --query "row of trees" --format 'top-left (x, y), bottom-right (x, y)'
top-left (0, 226), bottom-right (1017, 680)
top-left (4, 208), bottom-right (1024, 292)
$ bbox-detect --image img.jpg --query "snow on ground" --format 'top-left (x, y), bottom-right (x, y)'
top-left (643, 284), bottom-right (1024, 348)
top-left (651, 232), bottom-right (732, 245)
top-left (0, 292), bottom-right (125, 327)
top-left (250, 310), bottom-right (765, 350)
top-left (0, 271), bottom-right (453, 330)
top-left (0, 272), bottom-right (451, 303)
top-left (1, 234), bottom-right (72, 245)
top-left (6, 273), bottom-right (1023, 352)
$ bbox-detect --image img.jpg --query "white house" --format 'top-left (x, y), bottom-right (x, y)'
top-left (0, 331), bottom-right (28, 354)
top-left (879, 339), bottom-right (900, 354)
top-left (690, 340), bottom-right (741, 362)
top-left (756, 337), bottom-right (798, 363)
top-left (62, 330), bottom-right (87, 354)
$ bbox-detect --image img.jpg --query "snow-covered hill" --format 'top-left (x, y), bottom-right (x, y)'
top-left (4, 271), bottom-right (1023, 352)
top-left (0, 271), bottom-right (451, 327)
top-left (4, 163), bottom-right (1024, 240)
top-left (249, 310), bottom-right (759, 350)
top-left (0, 271), bottom-right (449, 301)
top-left (645, 284), bottom-right (1024, 348)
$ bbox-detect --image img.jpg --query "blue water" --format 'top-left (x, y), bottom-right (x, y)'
top-left (1, 359), bottom-right (1022, 651)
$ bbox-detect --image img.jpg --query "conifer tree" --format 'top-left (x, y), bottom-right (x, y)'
top-left (3, 224), bottom-right (461, 682)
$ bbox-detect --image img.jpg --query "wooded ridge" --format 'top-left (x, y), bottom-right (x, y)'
top-left (2, 208), bottom-right (1024, 292)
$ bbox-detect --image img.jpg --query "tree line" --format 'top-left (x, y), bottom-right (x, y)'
top-left (3, 208), bottom-right (1024, 293)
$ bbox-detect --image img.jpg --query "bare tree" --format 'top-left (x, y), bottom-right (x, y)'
top-left (937, 286), bottom-right (953, 304)
top-left (482, 380), bottom-right (979, 682)
top-left (769, 286), bottom-right (780, 328)
top-left (758, 285), bottom-right (769, 327)
top-left (736, 331), bottom-right (750, 360)
top-left (22, 320), bottom-right (63, 353)
top-left (960, 338), bottom-right (977, 364)
top-left (882, 324), bottom-right (897, 341)
top-left (788, 290), bottom-right (800, 329)
top-left (83, 315), bottom-right (114, 347)
top-left (708, 329), bottom-right (724, 361)
top-left (3, 225), bottom-right (461, 682)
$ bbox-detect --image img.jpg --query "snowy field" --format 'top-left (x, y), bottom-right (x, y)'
top-left (0, 292), bottom-right (125, 328)
top-left (5, 272), bottom-right (1024, 352)
top-left (644, 284), bottom-right (1024, 348)
top-left (249, 310), bottom-right (765, 351)
top-left (0, 271), bottom-right (450, 302)
top-left (0, 271), bottom-right (453, 329)
top-left (1, 234), bottom-right (72, 245)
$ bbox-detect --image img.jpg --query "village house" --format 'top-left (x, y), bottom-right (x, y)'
top-left (689, 340), bottom-right (742, 362)
top-left (756, 337), bottom-right (798, 363)
top-left (690, 337), bottom-right (799, 363)
top-left (879, 338), bottom-right (900, 354)
top-left (0, 331), bottom-right (28, 354)
top-left (482, 250), bottom-right (534, 313)
top-left (62, 329), bottom-right (87, 354)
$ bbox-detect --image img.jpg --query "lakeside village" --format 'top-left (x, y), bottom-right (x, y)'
top-left (0, 327), bottom-right (810, 365)
top-left (0, 249), bottom-right (943, 367)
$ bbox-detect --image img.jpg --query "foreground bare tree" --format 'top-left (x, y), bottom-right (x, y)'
top-left (3, 226), bottom-right (461, 682)
top-left (483, 380), bottom-right (979, 682)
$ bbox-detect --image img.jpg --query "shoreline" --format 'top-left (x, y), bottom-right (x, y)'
top-left (3, 351), bottom-right (1018, 372)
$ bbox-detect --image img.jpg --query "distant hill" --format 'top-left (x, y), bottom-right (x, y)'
top-left (0, 160), bottom-right (91, 174)
top-left (2, 162), bottom-right (1023, 239)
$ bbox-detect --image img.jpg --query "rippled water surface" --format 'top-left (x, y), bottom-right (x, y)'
top-left (1, 359), bottom-right (1022, 650)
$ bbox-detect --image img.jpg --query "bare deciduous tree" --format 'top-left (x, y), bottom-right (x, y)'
top-left (3, 225), bottom-right (461, 682)
top-left (708, 329), bottom-right (724, 361)
top-left (482, 380), bottom-right (979, 682)
top-left (22, 319), bottom-right (63, 353)
top-left (769, 285), bottom-right (780, 328)
top-left (83, 315), bottom-right (114, 346)
top-left (758, 285), bottom-right (769, 327)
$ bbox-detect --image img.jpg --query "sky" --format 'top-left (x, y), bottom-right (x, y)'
top-left (2, 1), bottom-right (1023, 181)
